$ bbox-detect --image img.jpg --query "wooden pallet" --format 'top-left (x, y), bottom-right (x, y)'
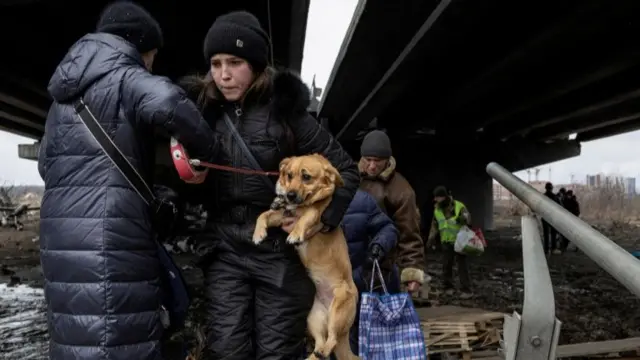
top-left (474, 318), bottom-right (503, 348)
top-left (424, 321), bottom-right (478, 354)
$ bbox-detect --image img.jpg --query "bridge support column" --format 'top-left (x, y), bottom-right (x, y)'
top-left (17, 142), bottom-right (40, 161)
top-left (446, 172), bottom-right (494, 231)
top-left (400, 162), bottom-right (494, 231)
top-left (387, 136), bottom-right (581, 232)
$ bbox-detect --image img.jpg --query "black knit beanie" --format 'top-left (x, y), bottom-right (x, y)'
top-left (203, 11), bottom-right (270, 72)
top-left (96, 1), bottom-right (164, 53)
top-left (433, 186), bottom-right (449, 198)
top-left (360, 130), bottom-right (392, 158)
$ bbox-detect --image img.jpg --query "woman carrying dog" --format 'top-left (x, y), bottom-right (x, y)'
top-left (180, 11), bottom-right (360, 360)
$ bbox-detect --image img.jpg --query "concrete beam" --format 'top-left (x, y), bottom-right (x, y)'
top-left (317, 0), bottom-right (368, 118)
top-left (0, 119), bottom-right (42, 139)
top-left (444, 1), bottom-right (606, 124)
top-left (286, 0), bottom-right (311, 72)
top-left (534, 110), bottom-right (640, 141)
top-left (516, 87), bottom-right (640, 137)
top-left (577, 118), bottom-right (640, 142)
top-left (491, 63), bottom-right (640, 140)
top-left (495, 139), bottom-right (581, 172)
top-left (17, 142), bottom-right (39, 161)
top-left (0, 91), bottom-right (47, 118)
top-left (335, 0), bottom-right (453, 141)
top-left (397, 153), bottom-right (495, 231)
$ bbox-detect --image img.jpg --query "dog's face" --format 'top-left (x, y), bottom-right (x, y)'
top-left (276, 154), bottom-right (344, 206)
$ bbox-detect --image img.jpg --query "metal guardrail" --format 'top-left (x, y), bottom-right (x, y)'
top-left (486, 162), bottom-right (640, 360)
top-left (502, 216), bottom-right (561, 360)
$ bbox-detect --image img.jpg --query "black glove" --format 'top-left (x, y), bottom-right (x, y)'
top-left (366, 243), bottom-right (384, 265)
top-left (151, 185), bottom-right (181, 240)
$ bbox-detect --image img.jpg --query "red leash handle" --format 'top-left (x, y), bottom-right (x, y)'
top-left (171, 137), bottom-right (208, 184)
top-left (170, 137), bottom-right (278, 184)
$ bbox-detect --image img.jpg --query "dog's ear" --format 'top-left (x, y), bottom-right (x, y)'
top-left (279, 157), bottom-right (292, 174)
top-left (324, 164), bottom-right (344, 187)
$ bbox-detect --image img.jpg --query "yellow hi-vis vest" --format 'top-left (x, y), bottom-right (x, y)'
top-left (434, 200), bottom-right (465, 243)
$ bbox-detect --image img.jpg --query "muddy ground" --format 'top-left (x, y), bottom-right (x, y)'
top-left (427, 217), bottom-right (640, 345)
top-left (1, 217), bottom-right (639, 358)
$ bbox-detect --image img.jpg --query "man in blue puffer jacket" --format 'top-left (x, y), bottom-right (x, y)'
top-left (342, 189), bottom-right (399, 353)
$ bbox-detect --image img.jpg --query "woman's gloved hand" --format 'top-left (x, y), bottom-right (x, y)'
top-left (152, 185), bottom-right (183, 240)
top-left (366, 243), bottom-right (384, 265)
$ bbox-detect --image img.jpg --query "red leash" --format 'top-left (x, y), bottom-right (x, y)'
top-left (189, 159), bottom-right (279, 177)
top-left (170, 137), bottom-right (278, 183)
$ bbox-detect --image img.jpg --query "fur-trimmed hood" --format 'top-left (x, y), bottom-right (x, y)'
top-left (270, 68), bottom-right (312, 118)
top-left (358, 156), bottom-right (397, 182)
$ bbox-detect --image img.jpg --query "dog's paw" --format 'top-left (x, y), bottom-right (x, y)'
top-left (286, 231), bottom-right (305, 245)
top-left (306, 351), bottom-right (328, 360)
top-left (252, 227), bottom-right (268, 245)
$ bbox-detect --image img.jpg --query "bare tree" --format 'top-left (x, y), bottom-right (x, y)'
top-left (0, 181), bottom-right (16, 206)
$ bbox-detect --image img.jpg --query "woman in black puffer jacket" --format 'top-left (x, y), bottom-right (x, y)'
top-left (180, 11), bottom-right (360, 360)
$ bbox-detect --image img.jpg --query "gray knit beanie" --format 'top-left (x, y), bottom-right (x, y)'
top-left (360, 130), bottom-right (392, 158)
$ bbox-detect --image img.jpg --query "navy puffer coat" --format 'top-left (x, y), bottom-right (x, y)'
top-left (342, 190), bottom-right (399, 292)
top-left (38, 33), bottom-right (216, 360)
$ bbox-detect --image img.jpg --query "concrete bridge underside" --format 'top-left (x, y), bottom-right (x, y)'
top-left (0, 0), bottom-right (309, 139)
top-left (4, 0), bottom-right (640, 231)
top-left (318, 0), bottom-right (640, 229)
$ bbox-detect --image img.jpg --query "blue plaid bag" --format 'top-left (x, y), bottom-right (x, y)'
top-left (358, 260), bottom-right (427, 360)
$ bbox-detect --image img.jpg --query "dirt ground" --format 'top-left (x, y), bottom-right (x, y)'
top-left (0, 221), bottom-right (41, 285)
top-left (426, 216), bottom-right (640, 346)
top-left (1, 216), bottom-right (640, 356)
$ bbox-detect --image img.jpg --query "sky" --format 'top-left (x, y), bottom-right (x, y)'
top-left (2, 0), bottom-right (640, 186)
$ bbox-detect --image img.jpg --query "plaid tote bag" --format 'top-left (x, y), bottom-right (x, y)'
top-left (358, 260), bottom-right (427, 360)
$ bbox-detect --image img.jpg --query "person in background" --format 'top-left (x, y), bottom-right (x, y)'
top-left (557, 187), bottom-right (567, 205)
top-left (427, 186), bottom-right (473, 298)
top-left (38, 2), bottom-right (218, 359)
top-left (556, 187), bottom-right (568, 251)
top-left (560, 190), bottom-right (581, 252)
top-left (180, 11), bottom-right (359, 359)
top-left (358, 130), bottom-right (427, 295)
top-left (341, 189), bottom-right (398, 354)
top-left (543, 182), bottom-right (561, 255)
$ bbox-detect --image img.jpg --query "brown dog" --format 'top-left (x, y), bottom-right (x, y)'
top-left (252, 154), bottom-right (360, 360)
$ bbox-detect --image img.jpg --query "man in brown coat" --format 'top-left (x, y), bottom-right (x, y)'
top-left (358, 130), bottom-right (427, 293)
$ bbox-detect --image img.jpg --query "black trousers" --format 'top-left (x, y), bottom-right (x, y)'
top-left (542, 220), bottom-right (557, 253)
top-left (442, 243), bottom-right (471, 290)
top-left (202, 236), bottom-right (315, 360)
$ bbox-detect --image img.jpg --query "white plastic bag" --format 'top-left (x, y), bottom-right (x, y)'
top-left (454, 226), bottom-right (485, 255)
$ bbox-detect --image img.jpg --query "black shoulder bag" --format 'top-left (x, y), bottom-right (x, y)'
top-left (73, 99), bottom-right (189, 335)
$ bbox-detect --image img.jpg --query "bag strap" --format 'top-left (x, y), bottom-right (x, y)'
top-left (73, 99), bottom-right (156, 206)
top-left (222, 112), bottom-right (276, 190)
top-left (369, 259), bottom-right (389, 295)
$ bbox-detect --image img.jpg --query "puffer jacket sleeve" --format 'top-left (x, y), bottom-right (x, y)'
top-left (364, 192), bottom-right (398, 258)
top-left (37, 133), bottom-right (47, 179)
top-left (125, 70), bottom-right (218, 161)
top-left (292, 114), bottom-right (360, 230)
